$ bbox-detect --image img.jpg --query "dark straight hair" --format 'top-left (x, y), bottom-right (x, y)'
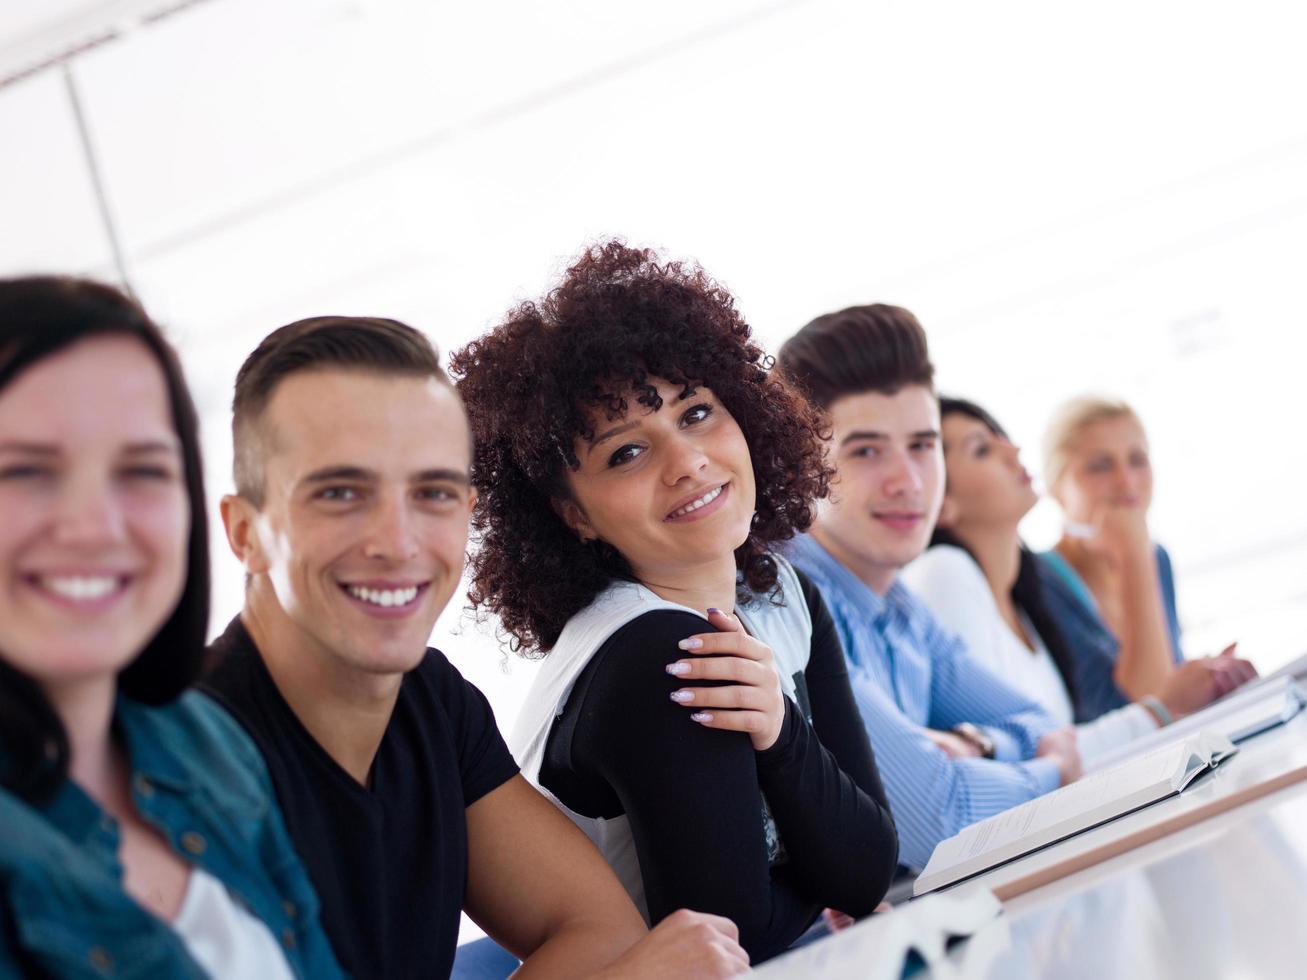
top-left (932, 396), bottom-right (1080, 714)
top-left (0, 276), bottom-right (210, 804)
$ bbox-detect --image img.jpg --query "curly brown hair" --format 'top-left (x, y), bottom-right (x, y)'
top-left (450, 241), bottom-right (832, 655)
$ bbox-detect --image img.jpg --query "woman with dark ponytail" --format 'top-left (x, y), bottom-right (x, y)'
top-left (903, 397), bottom-right (1256, 769)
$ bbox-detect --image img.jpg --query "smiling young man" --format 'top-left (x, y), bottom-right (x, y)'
top-left (201, 316), bottom-right (748, 979)
top-left (777, 304), bottom-right (1082, 872)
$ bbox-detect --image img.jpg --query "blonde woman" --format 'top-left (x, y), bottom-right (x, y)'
top-left (1040, 396), bottom-right (1244, 718)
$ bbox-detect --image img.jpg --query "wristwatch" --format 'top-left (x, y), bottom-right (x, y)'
top-left (952, 722), bottom-right (996, 759)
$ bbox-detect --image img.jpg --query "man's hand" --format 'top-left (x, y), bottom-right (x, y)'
top-left (1036, 725), bottom-right (1082, 785)
top-left (590, 910), bottom-right (748, 979)
top-left (923, 728), bottom-right (983, 759)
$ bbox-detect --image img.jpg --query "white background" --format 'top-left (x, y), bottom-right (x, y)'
top-left (3, 0), bottom-right (1305, 742)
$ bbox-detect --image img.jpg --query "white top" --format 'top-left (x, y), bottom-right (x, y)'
top-left (171, 867), bottom-right (297, 980)
top-left (902, 546), bottom-right (1157, 769)
top-left (509, 556), bottom-right (813, 922)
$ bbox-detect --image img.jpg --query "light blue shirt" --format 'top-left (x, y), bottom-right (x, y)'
top-left (787, 534), bottom-right (1061, 870)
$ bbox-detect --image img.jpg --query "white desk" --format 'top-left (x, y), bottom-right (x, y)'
top-left (754, 689), bottom-right (1307, 978)
top-left (920, 715), bottom-right (1307, 978)
top-left (929, 778), bottom-right (1307, 978)
top-left (939, 711), bottom-right (1307, 901)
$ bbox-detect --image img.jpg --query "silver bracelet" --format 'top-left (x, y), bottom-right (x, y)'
top-left (1141, 694), bottom-right (1173, 727)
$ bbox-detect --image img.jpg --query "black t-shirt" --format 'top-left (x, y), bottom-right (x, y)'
top-left (201, 618), bottom-right (519, 980)
top-left (540, 570), bottom-right (899, 963)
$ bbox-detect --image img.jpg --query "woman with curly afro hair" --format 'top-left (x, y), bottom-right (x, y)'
top-left (451, 241), bottom-right (897, 962)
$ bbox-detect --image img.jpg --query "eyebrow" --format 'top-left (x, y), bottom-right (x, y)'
top-left (840, 429), bottom-right (939, 446)
top-left (302, 465), bottom-right (376, 486)
top-left (414, 468), bottom-right (471, 486)
top-left (839, 431), bottom-right (887, 447)
top-left (587, 420), bottom-right (640, 454)
top-left (0, 441), bottom-right (59, 455)
top-left (300, 465), bottom-right (470, 486)
top-left (123, 440), bottom-right (180, 454)
top-left (0, 439), bottom-right (178, 455)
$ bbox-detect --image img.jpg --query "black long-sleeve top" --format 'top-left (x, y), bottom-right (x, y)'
top-left (539, 571), bottom-right (898, 962)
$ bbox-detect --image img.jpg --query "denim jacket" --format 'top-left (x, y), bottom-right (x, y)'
top-left (1037, 543), bottom-right (1184, 723)
top-left (0, 691), bottom-right (344, 980)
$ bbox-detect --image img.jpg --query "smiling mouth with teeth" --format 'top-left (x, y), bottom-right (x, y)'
top-left (345, 584), bottom-right (420, 608)
top-left (666, 483), bottom-right (726, 520)
top-left (37, 575), bottom-right (125, 602)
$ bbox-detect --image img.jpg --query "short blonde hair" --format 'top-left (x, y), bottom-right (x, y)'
top-left (1042, 395), bottom-right (1143, 492)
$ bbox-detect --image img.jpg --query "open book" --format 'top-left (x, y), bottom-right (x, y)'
top-left (751, 889), bottom-right (1002, 980)
top-left (1090, 677), bottom-right (1306, 772)
top-left (913, 732), bottom-right (1237, 896)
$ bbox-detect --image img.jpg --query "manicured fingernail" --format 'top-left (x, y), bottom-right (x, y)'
top-left (691, 712), bottom-right (713, 723)
top-left (678, 637), bottom-right (703, 651)
top-left (669, 690), bottom-right (694, 703)
top-left (665, 662), bottom-right (690, 675)
top-left (707, 607), bottom-right (722, 616)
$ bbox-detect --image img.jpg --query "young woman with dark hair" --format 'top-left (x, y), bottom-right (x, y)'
top-left (452, 241), bottom-right (897, 962)
top-left (902, 397), bottom-right (1257, 768)
top-left (0, 277), bottom-right (342, 978)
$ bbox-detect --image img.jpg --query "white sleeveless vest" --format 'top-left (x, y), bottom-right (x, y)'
top-left (509, 556), bottom-right (812, 922)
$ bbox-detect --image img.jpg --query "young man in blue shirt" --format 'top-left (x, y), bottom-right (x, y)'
top-left (777, 304), bottom-right (1082, 871)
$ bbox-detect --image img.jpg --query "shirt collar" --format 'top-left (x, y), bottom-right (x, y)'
top-left (28, 694), bottom-right (195, 852)
top-left (788, 533), bottom-right (901, 617)
top-left (113, 694), bottom-right (197, 795)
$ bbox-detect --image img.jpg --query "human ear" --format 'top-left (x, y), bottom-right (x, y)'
top-left (936, 495), bottom-right (961, 530)
top-left (551, 496), bottom-right (597, 544)
top-left (221, 494), bottom-right (270, 574)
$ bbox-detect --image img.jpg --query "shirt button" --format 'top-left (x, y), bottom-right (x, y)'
top-left (282, 927), bottom-right (297, 949)
top-left (88, 946), bottom-right (113, 972)
top-left (180, 831), bottom-right (207, 855)
top-left (133, 774), bottom-right (155, 798)
top-left (282, 900), bottom-right (298, 919)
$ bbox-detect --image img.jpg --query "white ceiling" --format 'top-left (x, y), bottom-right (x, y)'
top-left (3, 0), bottom-right (1305, 700)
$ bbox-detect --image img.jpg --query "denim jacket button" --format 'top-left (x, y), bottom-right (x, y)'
top-left (180, 831), bottom-right (207, 855)
top-left (282, 900), bottom-right (298, 919)
top-left (89, 946), bottom-right (113, 973)
top-left (281, 927), bottom-right (297, 949)
top-left (133, 774), bottom-right (155, 798)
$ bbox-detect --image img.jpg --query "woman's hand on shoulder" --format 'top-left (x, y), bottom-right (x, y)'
top-left (666, 608), bottom-right (786, 752)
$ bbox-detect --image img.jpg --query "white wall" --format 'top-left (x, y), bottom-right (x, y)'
top-left (3, 0), bottom-right (1305, 731)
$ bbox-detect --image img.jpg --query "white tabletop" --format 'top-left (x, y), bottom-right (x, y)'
top-left (923, 715), bottom-right (1307, 978)
top-left (938, 711), bottom-right (1307, 901)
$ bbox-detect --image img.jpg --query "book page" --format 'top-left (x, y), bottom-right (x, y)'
top-left (925, 741), bottom-right (1189, 875)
